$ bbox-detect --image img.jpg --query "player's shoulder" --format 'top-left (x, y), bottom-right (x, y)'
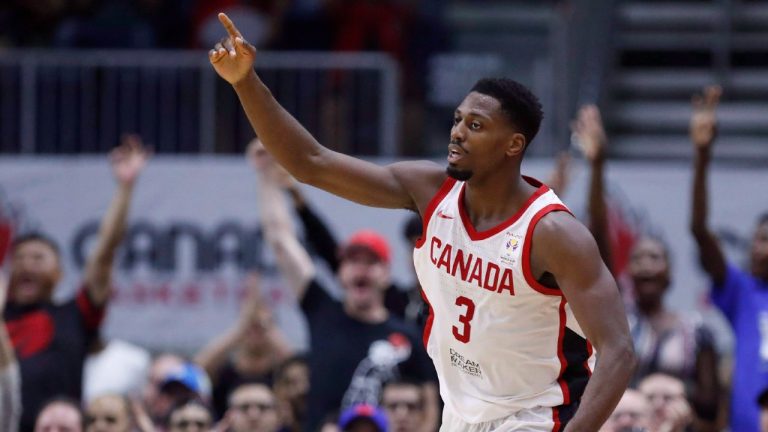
top-left (388, 160), bottom-right (448, 213)
top-left (532, 209), bottom-right (592, 249)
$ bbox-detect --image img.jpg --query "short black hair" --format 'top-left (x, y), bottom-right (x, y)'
top-left (470, 77), bottom-right (543, 147)
top-left (11, 232), bottom-right (60, 256)
top-left (758, 212), bottom-right (768, 227)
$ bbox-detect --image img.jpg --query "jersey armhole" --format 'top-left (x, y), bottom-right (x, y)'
top-left (522, 204), bottom-right (573, 296)
top-left (414, 178), bottom-right (457, 249)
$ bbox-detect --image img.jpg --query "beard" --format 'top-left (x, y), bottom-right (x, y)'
top-left (446, 165), bottom-right (473, 181)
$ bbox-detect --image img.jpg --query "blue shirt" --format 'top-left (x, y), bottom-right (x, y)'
top-left (711, 264), bottom-right (768, 432)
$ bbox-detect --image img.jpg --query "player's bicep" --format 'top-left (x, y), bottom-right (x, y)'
top-left (534, 214), bottom-right (630, 349)
top-left (308, 152), bottom-right (444, 210)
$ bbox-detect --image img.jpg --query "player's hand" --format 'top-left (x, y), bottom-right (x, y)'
top-left (209, 13), bottom-right (257, 85)
top-left (110, 134), bottom-right (150, 186)
top-left (571, 104), bottom-right (607, 163)
top-left (690, 85), bottom-right (721, 151)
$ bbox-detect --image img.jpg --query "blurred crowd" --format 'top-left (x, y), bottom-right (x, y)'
top-left (1, 84), bottom-right (767, 432)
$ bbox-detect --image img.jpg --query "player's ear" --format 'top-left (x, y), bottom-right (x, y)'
top-left (505, 133), bottom-right (526, 157)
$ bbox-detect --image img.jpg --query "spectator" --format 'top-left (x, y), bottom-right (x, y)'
top-left (600, 389), bottom-right (650, 432)
top-left (195, 271), bottom-right (293, 419)
top-left (247, 139), bottom-right (421, 324)
top-left (273, 356), bottom-right (309, 432)
top-left (0, 273), bottom-right (21, 432)
top-left (689, 84), bottom-right (768, 432)
top-left (758, 387), bottom-right (768, 432)
top-left (143, 353), bottom-right (184, 424)
top-left (35, 398), bottom-right (83, 432)
top-left (166, 400), bottom-right (212, 432)
top-left (638, 373), bottom-right (693, 432)
top-left (84, 394), bottom-right (132, 432)
top-left (338, 404), bottom-right (387, 432)
top-left (157, 362), bottom-right (212, 427)
top-left (250, 145), bottom-right (438, 431)
top-left (227, 382), bottom-right (281, 432)
top-left (572, 104), bottom-right (720, 426)
top-left (381, 380), bottom-right (424, 432)
top-left (5, 137), bottom-right (149, 432)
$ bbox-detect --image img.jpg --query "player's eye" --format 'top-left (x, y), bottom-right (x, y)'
top-left (453, 116), bottom-right (461, 125)
top-left (470, 121), bottom-right (481, 130)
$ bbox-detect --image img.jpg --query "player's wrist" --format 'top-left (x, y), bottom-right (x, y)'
top-left (232, 69), bottom-right (258, 89)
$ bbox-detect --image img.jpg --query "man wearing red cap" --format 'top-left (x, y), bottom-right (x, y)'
top-left (212, 14), bottom-right (633, 432)
top-left (254, 148), bottom-right (438, 432)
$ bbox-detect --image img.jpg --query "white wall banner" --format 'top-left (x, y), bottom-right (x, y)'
top-left (0, 156), bottom-right (765, 354)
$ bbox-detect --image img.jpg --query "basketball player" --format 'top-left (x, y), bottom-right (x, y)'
top-left (209, 13), bottom-right (635, 431)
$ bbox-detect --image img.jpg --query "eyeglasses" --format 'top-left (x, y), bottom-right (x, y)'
top-left (232, 402), bottom-right (276, 413)
top-left (170, 419), bottom-right (210, 429)
top-left (383, 401), bottom-right (422, 412)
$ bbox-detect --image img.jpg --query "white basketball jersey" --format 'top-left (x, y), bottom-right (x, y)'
top-left (413, 176), bottom-right (596, 426)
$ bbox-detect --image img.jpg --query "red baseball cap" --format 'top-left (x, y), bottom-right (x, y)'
top-left (341, 230), bottom-right (391, 264)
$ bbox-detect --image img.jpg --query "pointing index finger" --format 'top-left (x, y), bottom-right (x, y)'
top-left (218, 13), bottom-right (242, 38)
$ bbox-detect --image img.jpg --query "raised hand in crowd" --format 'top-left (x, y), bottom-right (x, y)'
top-left (689, 86), bottom-right (721, 151)
top-left (571, 104), bottom-right (611, 271)
top-left (85, 134), bottom-right (151, 306)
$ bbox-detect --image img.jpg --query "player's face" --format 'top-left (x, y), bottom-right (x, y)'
top-left (382, 385), bottom-right (423, 432)
top-left (447, 92), bottom-right (522, 182)
top-left (9, 240), bottom-right (61, 305)
top-left (85, 395), bottom-right (131, 432)
top-left (229, 385), bottom-right (280, 432)
top-left (628, 237), bottom-right (670, 308)
top-left (338, 248), bottom-right (390, 310)
top-left (750, 221), bottom-right (768, 280)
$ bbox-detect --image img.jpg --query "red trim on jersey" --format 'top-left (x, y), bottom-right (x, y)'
top-left (584, 341), bottom-right (594, 377)
top-left (556, 297), bottom-right (570, 405)
top-left (415, 177), bottom-right (458, 249)
top-left (420, 289), bottom-right (435, 349)
top-left (551, 407), bottom-right (562, 432)
top-left (76, 288), bottom-right (106, 331)
top-left (521, 203), bottom-right (573, 296)
top-left (457, 176), bottom-right (549, 241)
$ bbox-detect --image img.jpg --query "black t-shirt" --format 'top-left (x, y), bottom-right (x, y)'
top-left (301, 280), bottom-right (436, 431)
top-left (4, 287), bottom-right (104, 432)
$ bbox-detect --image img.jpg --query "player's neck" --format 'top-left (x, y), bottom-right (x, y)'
top-left (463, 174), bottom-right (536, 232)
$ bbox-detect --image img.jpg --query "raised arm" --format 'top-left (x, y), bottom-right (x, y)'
top-left (209, 13), bottom-right (445, 212)
top-left (195, 273), bottom-right (293, 380)
top-left (0, 274), bottom-right (21, 432)
top-left (689, 86), bottom-right (727, 285)
top-left (572, 105), bottom-right (612, 273)
top-left (248, 142), bottom-right (316, 301)
top-left (531, 212), bottom-right (635, 431)
top-left (84, 135), bottom-right (149, 306)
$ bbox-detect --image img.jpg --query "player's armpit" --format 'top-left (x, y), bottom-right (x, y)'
top-left (530, 212), bottom-right (635, 430)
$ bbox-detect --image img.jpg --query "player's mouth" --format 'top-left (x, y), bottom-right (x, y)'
top-left (447, 143), bottom-right (466, 163)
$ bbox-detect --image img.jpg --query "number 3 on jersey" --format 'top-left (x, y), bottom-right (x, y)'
top-left (452, 296), bottom-right (475, 343)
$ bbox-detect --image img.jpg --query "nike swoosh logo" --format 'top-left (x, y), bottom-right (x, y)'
top-left (437, 210), bottom-right (454, 219)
